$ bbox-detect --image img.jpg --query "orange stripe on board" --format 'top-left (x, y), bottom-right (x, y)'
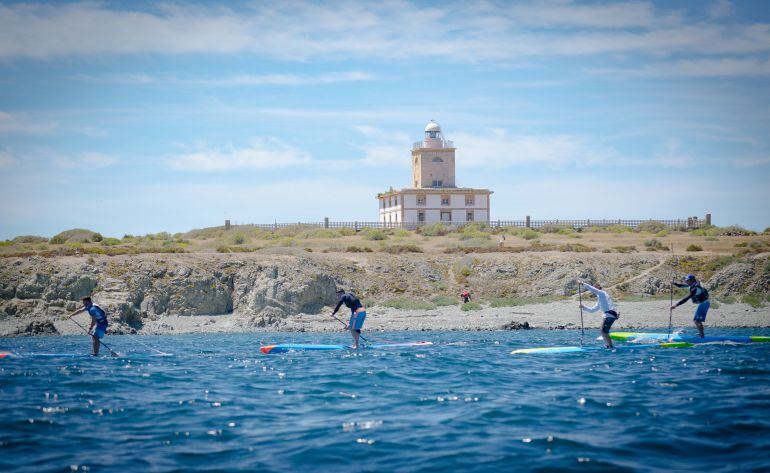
top-left (260, 346), bottom-right (275, 354)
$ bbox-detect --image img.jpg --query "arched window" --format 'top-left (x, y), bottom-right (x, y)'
top-left (432, 157), bottom-right (443, 163)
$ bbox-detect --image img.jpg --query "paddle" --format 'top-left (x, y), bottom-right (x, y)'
top-left (668, 244), bottom-right (675, 340)
top-left (64, 314), bottom-right (119, 357)
top-left (329, 312), bottom-right (370, 344)
top-left (577, 281), bottom-right (585, 347)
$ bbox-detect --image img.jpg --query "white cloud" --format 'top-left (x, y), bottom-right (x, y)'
top-left (76, 71), bottom-right (373, 86)
top-left (1, 1), bottom-right (769, 63)
top-left (0, 149), bottom-right (16, 170)
top-left (591, 57), bottom-right (770, 78)
top-left (167, 138), bottom-right (311, 171)
top-left (54, 152), bottom-right (118, 169)
top-left (0, 111), bottom-right (57, 134)
top-left (732, 156), bottom-right (770, 168)
top-left (453, 129), bottom-right (617, 169)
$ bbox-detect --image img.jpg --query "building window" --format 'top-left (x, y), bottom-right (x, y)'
top-left (441, 211), bottom-right (452, 222)
top-left (394, 196), bottom-right (398, 206)
top-left (418, 212), bottom-right (425, 222)
top-left (441, 195), bottom-right (450, 206)
top-left (417, 194), bottom-right (426, 206)
top-left (432, 180), bottom-right (443, 188)
top-left (432, 157), bottom-right (443, 162)
top-left (466, 211), bottom-right (474, 222)
top-left (465, 195), bottom-right (475, 206)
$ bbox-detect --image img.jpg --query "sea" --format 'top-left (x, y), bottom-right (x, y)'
top-left (2, 329), bottom-right (770, 472)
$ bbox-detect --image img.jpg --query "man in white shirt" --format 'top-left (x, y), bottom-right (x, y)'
top-left (578, 280), bottom-right (620, 349)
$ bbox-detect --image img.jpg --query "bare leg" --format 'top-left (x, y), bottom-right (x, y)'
top-left (92, 335), bottom-right (100, 356)
top-left (350, 327), bottom-right (360, 349)
top-left (694, 321), bottom-right (704, 338)
top-left (601, 332), bottom-right (613, 349)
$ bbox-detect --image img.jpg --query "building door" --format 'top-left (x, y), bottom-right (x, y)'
top-left (441, 211), bottom-right (452, 222)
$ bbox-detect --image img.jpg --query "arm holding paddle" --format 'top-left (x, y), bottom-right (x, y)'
top-left (577, 281), bottom-right (600, 312)
top-left (670, 280), bottom-right (693, 310)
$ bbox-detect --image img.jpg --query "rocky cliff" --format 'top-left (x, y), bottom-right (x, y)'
top-left (1, 252), bottom-right (767, 335)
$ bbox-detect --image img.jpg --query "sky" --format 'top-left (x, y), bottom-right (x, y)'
top-left (1, 0), bottom-right (769, 239)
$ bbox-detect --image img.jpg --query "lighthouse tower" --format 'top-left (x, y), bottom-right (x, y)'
top-left (411, 121), bottom-right (456, 188)
top-left (376, 121), bottom-right (492, 227)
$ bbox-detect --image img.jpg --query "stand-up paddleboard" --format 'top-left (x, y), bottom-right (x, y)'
top-left (611, 332), bottom-right (770, 344)
top-left (511, 342), bottom-right (691, 355)
top-left (260, 341), bottom-right (433, 354)
top-left (0, 352), bottom-right (10, 359)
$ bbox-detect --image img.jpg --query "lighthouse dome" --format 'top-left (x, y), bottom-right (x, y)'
top-left (425, 121), bottom-right (441, 132)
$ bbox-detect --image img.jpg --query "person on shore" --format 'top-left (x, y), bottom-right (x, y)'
top-left (578, 281), bottom-right (619, 349)
top-left (461, 290), bottom-right (472, 304)
top-left (66, 297), bottom-right (109, 356)
top-left (332, 289), bottom-right (367, 349)
top-left (671, 274), bottom-right (709, 338)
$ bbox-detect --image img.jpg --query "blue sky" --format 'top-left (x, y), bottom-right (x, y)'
top-left (1, 0), bottom-right (769, 239)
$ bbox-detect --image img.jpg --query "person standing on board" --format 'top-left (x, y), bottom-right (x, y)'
top-left (578, 281), bottom-right (619, 349)
top-left (671, 274), bottom-right (709, 338)
top-left (66, 297), bottom-right (109, 356)
top-left (332, 289), bottom-right (367, 349)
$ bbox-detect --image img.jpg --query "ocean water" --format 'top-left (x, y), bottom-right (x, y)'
top-left (2, 329), bottom-right (770, 472)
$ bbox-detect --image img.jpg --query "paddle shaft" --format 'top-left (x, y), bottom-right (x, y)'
top-left (330, 312), bottom-right (369, 343)
top-left (66, 316), bottom-right (118, 356)
top-left (578, 282), bottom-right (585, 347)
top-left (668, 245), bottom-right (675, 338)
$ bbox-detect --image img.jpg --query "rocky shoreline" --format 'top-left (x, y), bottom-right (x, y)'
top-left (1, 252), bottom-right (768, 336)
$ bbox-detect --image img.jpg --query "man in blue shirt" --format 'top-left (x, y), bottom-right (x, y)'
top-left (67, 297), bottom-right (109, 356)
top-left (671, 274), bottom-right (710, 338)
top-left (332, 289), bottom-right (367, 349)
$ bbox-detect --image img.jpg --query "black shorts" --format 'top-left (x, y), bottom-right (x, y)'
top-left (601, 316), bottom-right (617, 334)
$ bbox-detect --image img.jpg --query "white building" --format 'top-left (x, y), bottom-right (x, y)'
top-left (377, 121), bottom-right (492, 226)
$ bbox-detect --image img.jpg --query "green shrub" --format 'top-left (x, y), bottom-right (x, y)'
top-left (613, 246), bottom-right (636, 253)
top-left (12, 235), bottom-right (48, 243)
top-left (91, 232), bottom-right (103, 242)
top-left (644, 239), bottom-right (666, 250)
top-left (690, 229), bottom-right (706, 236)
top-left (101, 237), bottom-right (121, 246)
top-left (217, 246), bottom-right (256, 253)
top-left (51, 228), bottom-right (99, 243)
top-left (742, 294), bottom-right (767, 308)
top-left (460, 302), bottom-right (483, 311)
top-left (49, 235), bottom-right (66, 245)
top-left (230, 233), bottom-right (247, 245)
top-left (0, 240), bottom-right (13, 247)
top-left (636, 220), bottom-right (668, 233)
top-left (705, 225), bottom-right (756, 237)
top-left (734, 242), bottom-right (748, 247)
top-left (381, 297), bottom-right (436, 310)
top-left (655, 230), bottom-right (669, 237)
top-left (418, 223), bottom-right (450, 236)
top-left (432, 295), bottom-right (458, 306)
top-left (764, 227), bottom-right (770, 234)
top-left (297, 228), bottom-right (342, 239)
top-left (719, 295), bottom-right (737, 304)
top-left (749, 241), bottom-right (768, 249)
top-left (391, 229), bottom-right (411, 238)
top-left (519, 229), bottom-right (540, 240)
top-left (686, 244), bottom-right (703, 252)
top-left (558, 243), bottom-right (594, 252)
top-left (539, 224), bottom-right (572, 234)
top-left (363, 229), bottom-right (387, 241)
top-left (345, 246), bottom-right (372, 253)
top-left (381, 244), bottom-right (423, 254)
top-left (339, 228), bottom-right (357, 236)
top-left (704, 236), bottom-right (719, 241)
top-left (607, 224), bottom-right (632, 233)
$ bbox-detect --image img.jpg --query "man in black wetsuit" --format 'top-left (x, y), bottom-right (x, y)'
top-left (671, 274), bottom-right (710, 338)
top-left (332, 289), bottom-right (367, 349)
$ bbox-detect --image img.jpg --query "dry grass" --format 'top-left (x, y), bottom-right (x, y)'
top-left (2, 225), bottom-right (768, 257)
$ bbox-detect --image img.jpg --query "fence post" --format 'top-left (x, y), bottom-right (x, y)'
top-left (525, 215), bottom-right (531, 228)
top-left (705, 213), bottom-right (711, 226)
top-left (274, 221), bottom-right (277, 231)
top-left (225, 220), bottom-right (231, 231)
top-left (324, 217), bottom-right (329, 228)
top-left (355, 221), bottom-right (358, 231)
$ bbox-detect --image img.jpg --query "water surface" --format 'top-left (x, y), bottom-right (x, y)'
top-left (2, 329), bottom-right (769, 472)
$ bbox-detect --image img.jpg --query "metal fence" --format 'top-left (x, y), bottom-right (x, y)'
top-left (225, 215), bottom-right (710, 231)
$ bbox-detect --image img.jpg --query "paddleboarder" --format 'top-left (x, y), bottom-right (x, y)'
top-left (671, 274), bottom-right (710, 338)
top-left (332, 289), bottom-right (367, 349)
top-left (66, 297), bottom-right (109, 356)
top-left (578, 281), bottom-right (619, 349)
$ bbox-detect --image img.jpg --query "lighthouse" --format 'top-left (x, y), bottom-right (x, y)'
top-left (377, 121), bottom-right (492, 226)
